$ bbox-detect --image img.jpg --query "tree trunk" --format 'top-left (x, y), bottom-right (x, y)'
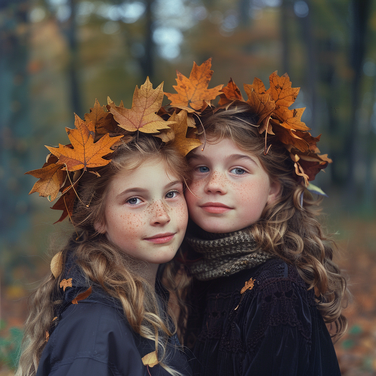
top-left (345, 0), bottom-right (371, 201)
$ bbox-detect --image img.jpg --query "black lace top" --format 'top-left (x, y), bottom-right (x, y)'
top-left (185, 258), bottom-right (341, 376)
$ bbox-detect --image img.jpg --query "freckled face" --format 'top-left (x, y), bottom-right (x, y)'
top-left (96, 158), bottom-right (188, 266)
top-left (185, 138), bottom-right (280, 233)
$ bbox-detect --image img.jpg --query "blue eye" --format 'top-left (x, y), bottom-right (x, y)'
top-left (198, 166), bottom-right (209, 173)
top-left (230, 168), bottom-right (246, 175)
top-left (166, 190), bottom-right (178, 199)
top-left (127, 197), bottom-right (142, 205)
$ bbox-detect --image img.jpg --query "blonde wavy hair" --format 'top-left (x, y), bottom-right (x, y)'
top-left (16, 136), bottom-right (189, 376)
top-left (190, 103), bottom-right (348, 340)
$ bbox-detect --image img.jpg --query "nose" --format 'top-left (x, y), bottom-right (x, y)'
top-left (150, 200), bottom-right (171, 226)
top-left (205, 171), bottom-right (227, 195)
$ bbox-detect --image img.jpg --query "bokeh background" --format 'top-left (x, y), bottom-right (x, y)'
top-left (1, 0), bottom-right (376, 374)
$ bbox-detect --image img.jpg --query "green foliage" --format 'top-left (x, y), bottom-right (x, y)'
top-left (0, 323), bottom-right (23, 370)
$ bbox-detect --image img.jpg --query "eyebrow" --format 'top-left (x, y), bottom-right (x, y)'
top-left (116, 179), bottom-right (182, 199)
top-left (188, 153), bottom-right (258, 167)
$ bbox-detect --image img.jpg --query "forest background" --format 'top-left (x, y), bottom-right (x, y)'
top-left (1, 0), bottom-right (376, 374)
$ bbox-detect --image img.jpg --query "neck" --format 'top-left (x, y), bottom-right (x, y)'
top-left (135, 262), bottom-right (159, 290)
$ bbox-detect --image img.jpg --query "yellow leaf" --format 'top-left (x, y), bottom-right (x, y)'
top-left (142, 351), bottom-right (159, 368)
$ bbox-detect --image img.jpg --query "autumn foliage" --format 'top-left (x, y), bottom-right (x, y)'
top-left (26, 58), bottom-right (331, 223)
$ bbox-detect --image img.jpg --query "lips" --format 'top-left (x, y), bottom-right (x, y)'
top-left (144, 232), bottom-right (175, 244)
top-left (200, 202), bottom-right (232, 214)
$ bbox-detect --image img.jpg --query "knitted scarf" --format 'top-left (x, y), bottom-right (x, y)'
top-left (185, 228), bottom-right (273, 281)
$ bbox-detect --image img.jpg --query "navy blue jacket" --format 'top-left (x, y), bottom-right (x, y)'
top-left (36, 256), bottom-right (192, 376)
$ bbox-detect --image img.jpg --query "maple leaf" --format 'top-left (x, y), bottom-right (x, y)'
top-left (46, 115), bottom-right (123, 172)
top-left (60, 278), bottom-right (72, 291)
top-left (50, 183), bottom-right (76, 223)
top-left (26, 160), bottom-right (65, 201)
top-left (72, 286), bottom-right (92, 304)
top-left (142, 351), bottom-right (159, 368)
top-left (244, 78), bottom-right (275, 133)
top-left (218, 78), bottom-right (244, 106)
top-left (267, 71), bottom-right (300, 109)
top-left (108, 78), bottom-right (174, 134)
top-left (85, 99), bottom-right (118, 135)
top-left (167, 111), bottom-right (202, 156)
top-left (165, 58), bottom-right (223, 112)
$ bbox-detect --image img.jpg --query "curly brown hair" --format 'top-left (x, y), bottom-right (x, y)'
top-left (188, 102), bottom-right (348, 340)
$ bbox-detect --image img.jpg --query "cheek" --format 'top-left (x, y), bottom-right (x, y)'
top-left (109, 210), bottom-right (146, 234)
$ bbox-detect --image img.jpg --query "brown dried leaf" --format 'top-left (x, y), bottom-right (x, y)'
top-left (108, 78), bottom-right (174, 134)
top-left (26, 162), bottom-right (65, 201)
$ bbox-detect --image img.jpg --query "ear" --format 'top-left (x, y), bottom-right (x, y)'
top-left (94, 220), bottom-right (106, 234)
top-left (267, 179), bottom-right (281, 205)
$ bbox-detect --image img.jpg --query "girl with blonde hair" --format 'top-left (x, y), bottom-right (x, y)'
top-left (17, 79), bottom-right (196, 376)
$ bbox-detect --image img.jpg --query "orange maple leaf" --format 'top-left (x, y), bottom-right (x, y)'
top-left (108, 78), bottom-right (174, 134)
top-left (60, 278), bottom-right (73, 291)
top-left (85, 99), bottom-right (118, 135)
top-left (166, 111), bottom-right (202, 156)
top-left (72, 286), bottom-right (92, 304)
top-left (165, 58), bottom-right (223, 112)
top-left (244, 78), bottom-right (275, 132)
top-left (46, 115), bottom-right (123, 172)
top-left (218, 78), bottom-right (244, 106)
top-left (26, 160), bottom-right (65, 201)
top-left (267, 71), bottom-right (300, 109)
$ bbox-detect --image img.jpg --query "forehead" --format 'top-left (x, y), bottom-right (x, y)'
top-left (107, 158), bottom-right (181, 194)
top-left (189, 138), bottom-right (251, 158)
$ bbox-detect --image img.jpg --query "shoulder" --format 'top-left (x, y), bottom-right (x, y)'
top-left (251, 258), bottom-right (311, 299)
top-left (41, 298), bottom-right (144, 375)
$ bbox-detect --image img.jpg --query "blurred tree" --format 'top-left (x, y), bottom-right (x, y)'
top-left (0, 0), bottom-right (34, 283)
top-left (346, 0), bottom-right (372, 199)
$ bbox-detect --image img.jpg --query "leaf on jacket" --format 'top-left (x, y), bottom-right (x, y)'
top-left (46, 115), bottom-right (123, 172)
top-left (142, 351), bottom-right (159, 368)
top-left (60, 278), bottom-right (72, 291)
top-left (72, 286), bottom-right (92, 304)
top-left (108, 78), bottom-right (174, 134)
top-left (165, 58), bottom-right (223, 112)
top-left (240, 278), bottom-right (255, 294)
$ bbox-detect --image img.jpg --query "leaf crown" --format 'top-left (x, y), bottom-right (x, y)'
top-left (26, 77), bottom-right (202, 223)
top-left (165, 58), bottom-right (331, 191)
top-left (27, 59), bottom-right (331, 223)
